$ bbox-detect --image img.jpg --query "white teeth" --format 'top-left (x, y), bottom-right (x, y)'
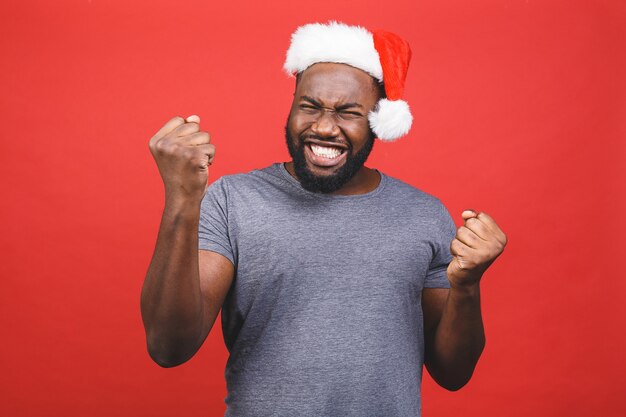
top-left (310, 144), bottom-right (343, 159)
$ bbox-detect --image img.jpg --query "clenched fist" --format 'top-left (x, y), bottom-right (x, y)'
top-left (447, 210), bottom-right (507, 288)
top-left (148, 115), bottom-right (215, 204)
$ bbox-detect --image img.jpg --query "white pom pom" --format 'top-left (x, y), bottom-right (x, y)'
top-left (368, 99), bottom-right (413, 141)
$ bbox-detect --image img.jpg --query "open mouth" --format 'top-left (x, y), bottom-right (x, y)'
top-left (304, 142), bottom-right (348, 168)
top-left (310, 144), bottom-right (343, 159)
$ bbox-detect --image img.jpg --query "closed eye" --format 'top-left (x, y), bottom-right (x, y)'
top-left (338, 110), bottom-right (363, 119)
top-left (299, 104), bottom-right (320, 114)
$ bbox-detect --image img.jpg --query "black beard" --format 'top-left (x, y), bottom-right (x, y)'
top-left (285, 122), bottom-right (375, 194)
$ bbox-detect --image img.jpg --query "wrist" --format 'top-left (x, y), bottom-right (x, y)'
top-left (163, 194), bottom-right (202, 219)
top-left (163, 181), bottom-right (206, 207)
top-left (449, 280), bottom-right (481, 298)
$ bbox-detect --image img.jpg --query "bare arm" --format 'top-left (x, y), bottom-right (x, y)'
top-left (422, 210), bottom-right (506, 390)
top-left (140, 201), bottom-right (234, 367)
top-left (422, 286), bottom-right (485, 391)
top-left (140, 115), bottom-right (234, 367)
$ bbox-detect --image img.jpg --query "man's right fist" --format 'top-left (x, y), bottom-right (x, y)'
top-left (148, 115), bottom-right (215, 203)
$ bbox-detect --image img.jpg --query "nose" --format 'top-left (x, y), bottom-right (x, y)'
top-left (311, 109), bottom-right (340, 138)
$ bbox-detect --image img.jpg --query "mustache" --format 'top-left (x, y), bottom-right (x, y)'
top-left (301, 133), bottom-right (332, 141)
top-left (300, 134), bottom-right (350, 148)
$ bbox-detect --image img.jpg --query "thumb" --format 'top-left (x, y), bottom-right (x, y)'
top-left (185, 114), bottom-right (201, 124)
top-left (461, 209), bottom-right (478, 221)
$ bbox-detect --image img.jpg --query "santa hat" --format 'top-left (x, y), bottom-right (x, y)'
top-left (283, 21), bottom-right (413, 142)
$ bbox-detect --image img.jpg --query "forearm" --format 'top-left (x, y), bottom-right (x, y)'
top-left (140, 197), bottom-right (207, 367)
top-left (426, 283), bottom-right (485, 390)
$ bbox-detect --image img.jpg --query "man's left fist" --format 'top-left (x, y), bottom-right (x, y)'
top-left (447, 210), bottom-right (507, 288)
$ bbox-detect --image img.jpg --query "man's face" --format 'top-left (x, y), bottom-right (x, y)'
top-left (285, 62), bottom-right (382, 193)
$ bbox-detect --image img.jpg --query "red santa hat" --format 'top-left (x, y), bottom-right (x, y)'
top-left (283, 21), bottom-right (413, 142)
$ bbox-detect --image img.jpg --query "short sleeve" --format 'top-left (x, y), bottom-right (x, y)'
top-left (198, 177), bottom-right (235, 265)
top-left (424, 201), bottom-right (457, 288)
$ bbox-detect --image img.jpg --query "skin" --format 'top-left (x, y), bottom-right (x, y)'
top-left (285, 63), bottom-right (382, 195)
top-left (141, 115), bottom-right (234, 367)
top-left (141, 63), bottom-right (507, 393)
top-left (424, 209), bottom-right (507, 390)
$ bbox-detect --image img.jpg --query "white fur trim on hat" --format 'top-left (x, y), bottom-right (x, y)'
top-left (368, 99), bottom-right (413, 141)
top-left (283, 21), bottom-right (383, 81)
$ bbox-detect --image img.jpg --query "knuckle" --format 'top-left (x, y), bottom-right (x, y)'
top-left (203, 145), bottom-right (216, 157)
top-left (154, 138), bottom-right (168, 151)
top-left (156, 139), bottom-right (178, 155)
top-left (191, 155), bottom-right (207, 168)
top-left (181, 148), bottom-right (196, 160)
top-left (153, 139), bottom-right (167, 153)
top-left (456, 260), bottom-right (469, 270)
top-left (485, 246), bottom-right (499, 259)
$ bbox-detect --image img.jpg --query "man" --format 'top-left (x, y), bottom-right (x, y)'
top-left (141, 21), bottom-right (507, 416)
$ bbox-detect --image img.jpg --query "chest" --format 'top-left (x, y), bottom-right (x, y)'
top-left (228, 198), bottom-right (437, 299)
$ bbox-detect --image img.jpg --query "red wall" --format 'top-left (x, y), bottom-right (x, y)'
top-left (1, 0), bottom-right (625, 416)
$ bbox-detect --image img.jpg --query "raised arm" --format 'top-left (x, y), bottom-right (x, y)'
top-left (422, 210), bottom-right (506, 390)
top-left (140, 116), bottom-right (234, 368)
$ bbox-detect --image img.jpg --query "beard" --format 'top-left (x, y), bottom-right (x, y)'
top-left (285, 120), bottom-right (375, 194)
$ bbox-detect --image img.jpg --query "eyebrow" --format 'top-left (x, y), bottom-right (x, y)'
top-left (300, 95), bottom-right (364, 111)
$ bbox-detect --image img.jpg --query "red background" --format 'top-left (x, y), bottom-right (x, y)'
top-left (1, 0), bottom-right (625, 416)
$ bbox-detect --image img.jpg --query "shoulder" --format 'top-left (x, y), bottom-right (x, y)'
top-left (204, 163), bottom-right (292, 207)
top-left (380, 172), bottom-right (450, 217)
top-left (377, 172), bottom-right (457, 235)
top-left (208, 163), bottom-right (284, 191)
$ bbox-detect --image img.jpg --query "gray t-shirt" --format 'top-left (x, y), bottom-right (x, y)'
top-left (199, 163), bottom-right (457, 417)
